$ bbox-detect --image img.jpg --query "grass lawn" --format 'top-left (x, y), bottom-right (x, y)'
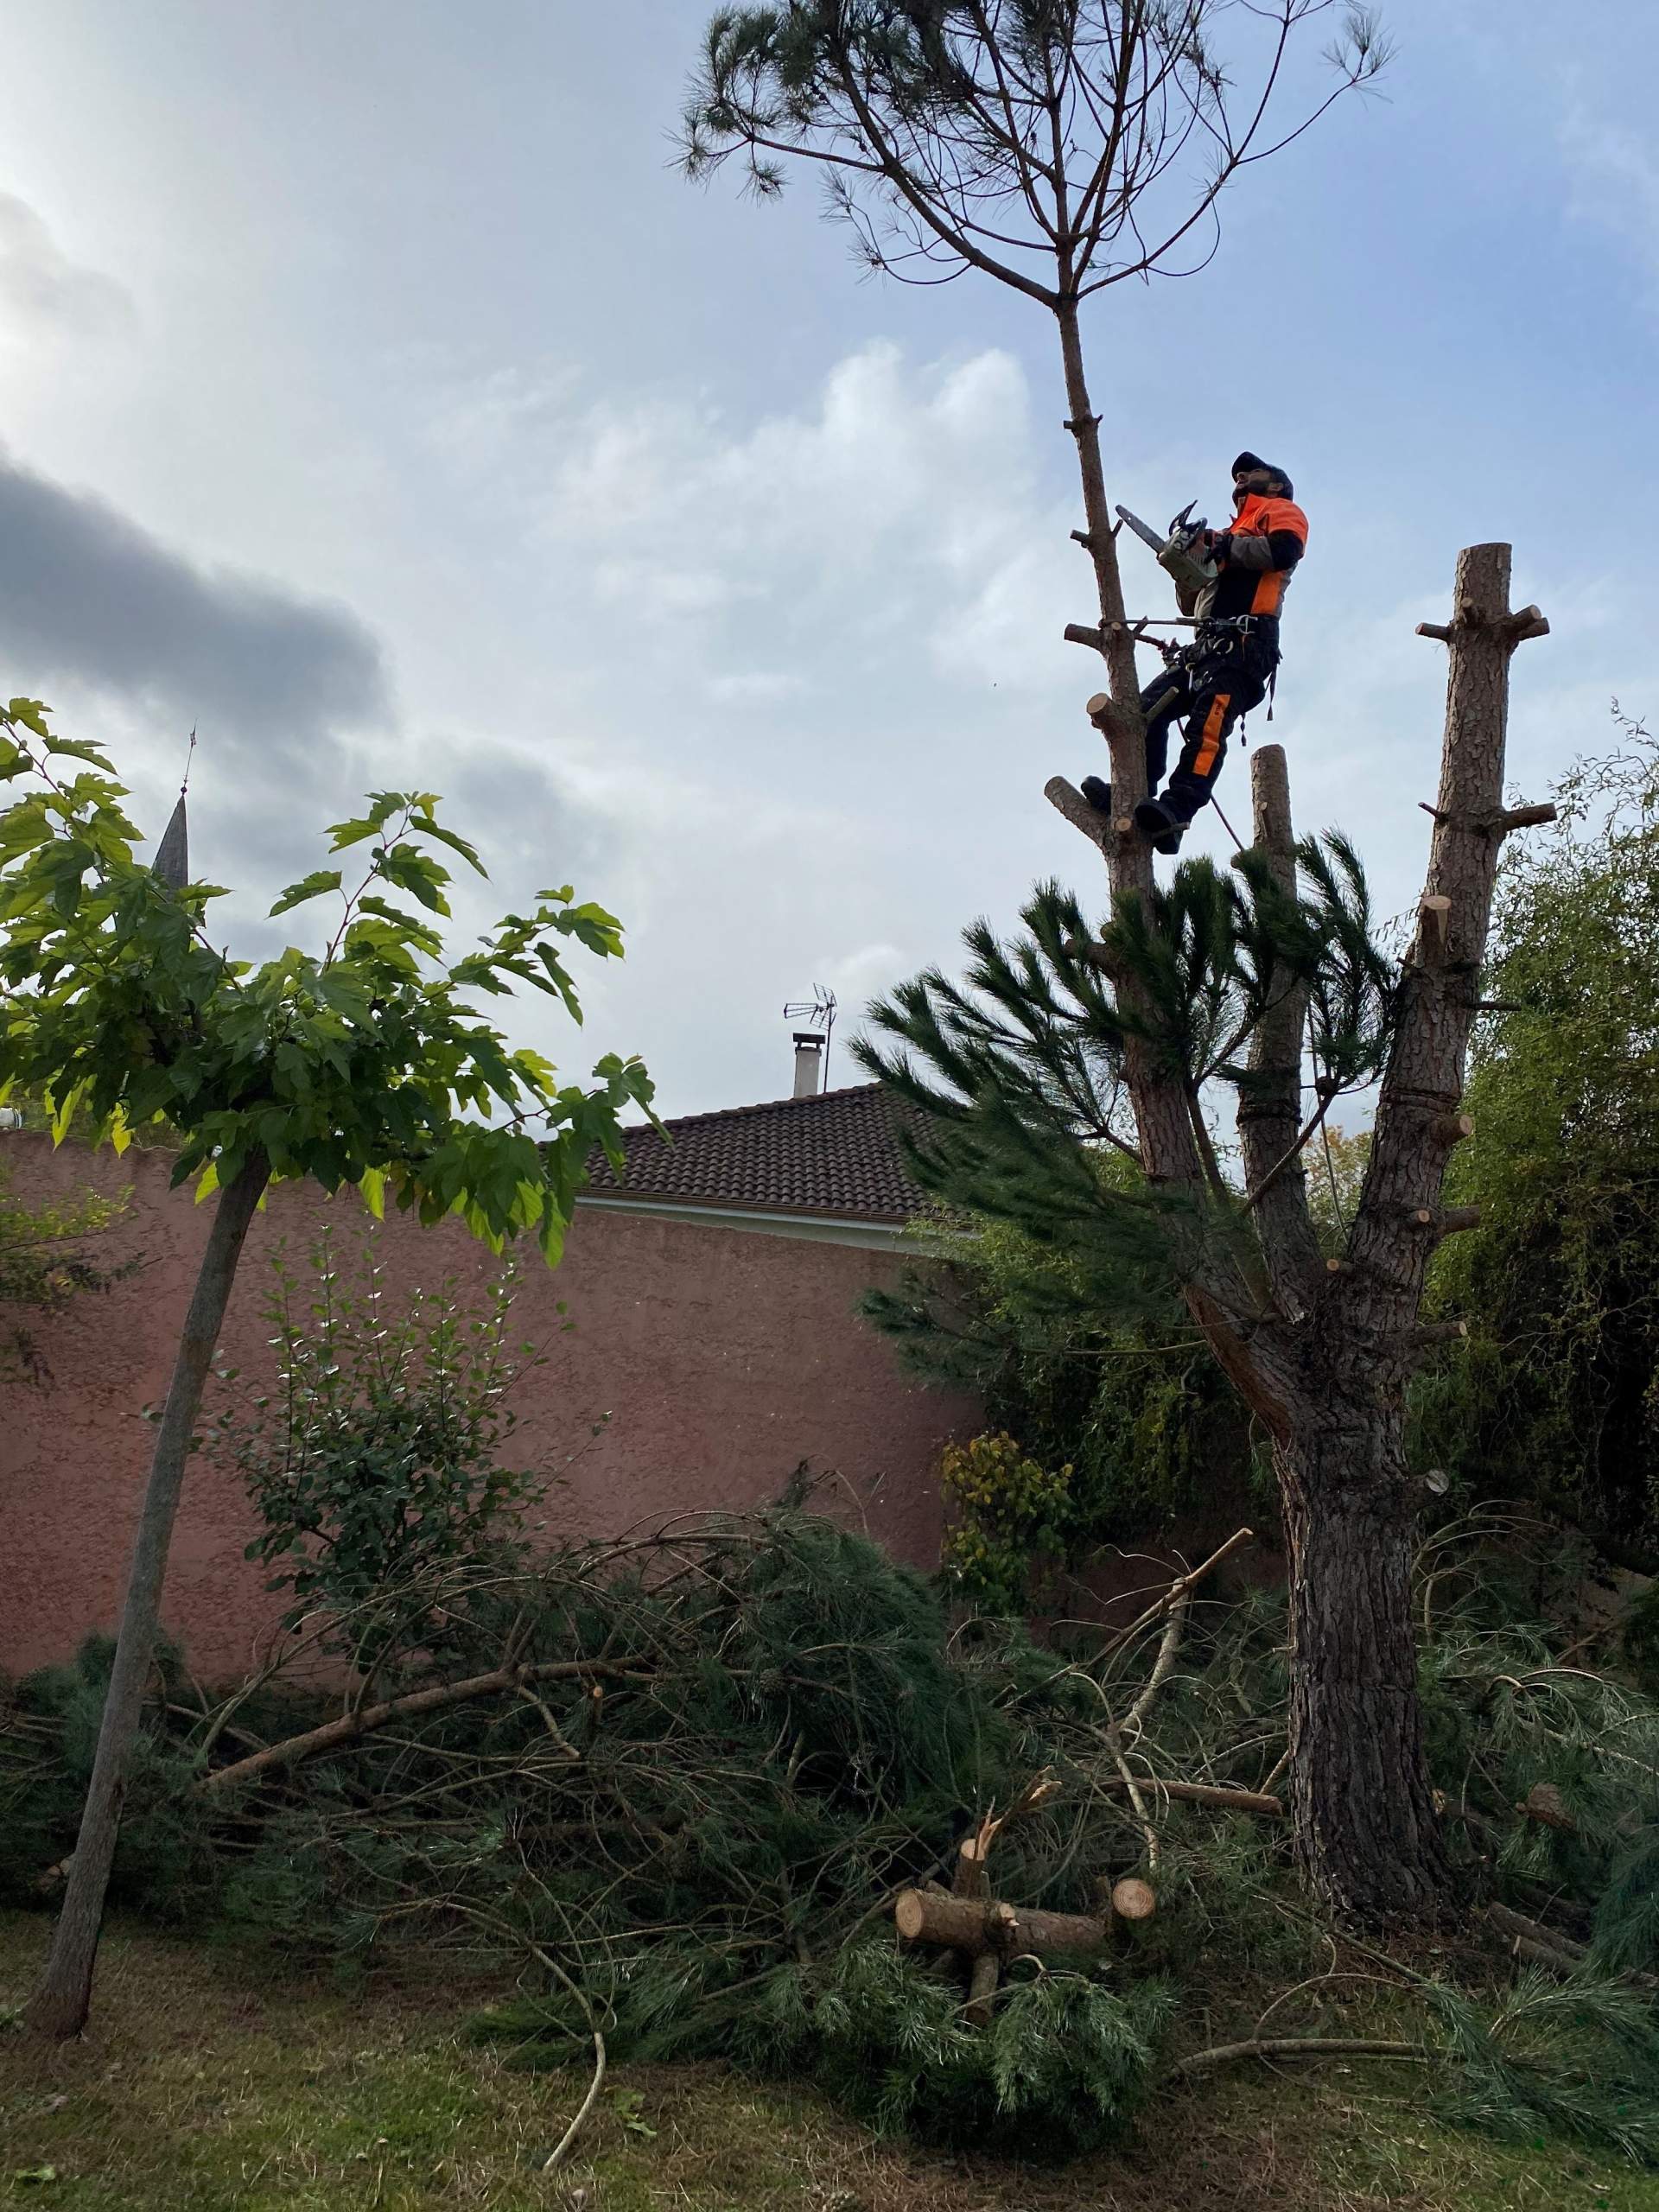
top-left (3, 1910), bottom-right (1658, 2210)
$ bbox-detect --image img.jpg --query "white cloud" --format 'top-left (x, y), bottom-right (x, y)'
top-left (1559, 103), bottom-right (1659, 308)
top-left (0, 194), bottom-right (130, 346)
top-left (707, 670), bottom-right (807, 705)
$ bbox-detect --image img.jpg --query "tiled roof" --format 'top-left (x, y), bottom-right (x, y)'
top-left (582, 1082), bottom-right (928, 1224)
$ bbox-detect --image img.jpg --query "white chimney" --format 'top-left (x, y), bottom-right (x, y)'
top-left (791, 1032), bottom-right (825, 1099)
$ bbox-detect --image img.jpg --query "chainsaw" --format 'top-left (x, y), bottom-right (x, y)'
top-left (1115, 500), bottom-right (1217, 601)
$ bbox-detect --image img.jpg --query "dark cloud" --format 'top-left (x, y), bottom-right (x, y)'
top-left (0, 452), bottom-right (390, 763)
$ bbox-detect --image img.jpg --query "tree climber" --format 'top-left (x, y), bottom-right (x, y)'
top-left (1081, 453), bottom-right (1308, 854)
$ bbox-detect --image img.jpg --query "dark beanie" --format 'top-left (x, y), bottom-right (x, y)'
top-left (1232, 450), bottom-right (1294, 499)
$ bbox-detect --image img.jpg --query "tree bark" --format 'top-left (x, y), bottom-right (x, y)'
top-left (1278, 1394), bottom-right (1450, 1920)
top-left (1238, 745), bottom-right (1324, 1315)
top-left (1051, 296), bottom-right (1270, 1389)
top-left (22, 1150), bottom-right (270, 2039)
top-left (1276, 543), bottom-right (1548, 1921)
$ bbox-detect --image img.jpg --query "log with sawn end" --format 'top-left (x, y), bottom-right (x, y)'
top-left (894, 1888), bottom-right (1111, 1959)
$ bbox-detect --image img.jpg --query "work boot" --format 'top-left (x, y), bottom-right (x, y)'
top-left (1080, 774), bottom-right (1112, 815)
top-left (1134, 797), bottom-right (1185, 855)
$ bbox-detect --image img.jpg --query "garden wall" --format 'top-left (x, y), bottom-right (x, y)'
top-left (0, 1136), bottom-right (975, 1681)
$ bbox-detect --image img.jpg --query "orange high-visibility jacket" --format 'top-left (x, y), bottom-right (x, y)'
top-left (1196, 491), bottom-right (1309, 626)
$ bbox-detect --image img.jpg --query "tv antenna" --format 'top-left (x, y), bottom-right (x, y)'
top-left (783, 984), bottom-right (838, 1088)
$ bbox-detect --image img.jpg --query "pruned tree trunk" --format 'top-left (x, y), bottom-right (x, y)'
top-left (22, 1151), bottom-right (270, 2039)
top-left (1278, 543), bottom-right (1548, 1916)
top-left (1279, 1399), bottom-right (1449, 1917)
top-left (1047, 541), bottom-right (1550, 1921)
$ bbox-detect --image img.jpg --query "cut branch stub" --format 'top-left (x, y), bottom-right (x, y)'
top-left (1418, 800), bottom-right (1556, 837)
top-left (1499, 605), bottom-right (1551, 645)
top-left (1419, 592), bottom-right (1548, 655)
top-left (953, 1837), bottom-right (991, 1900)
top-left (1516, 1781), bottom-right (1576, 1834)
top-left (1415, 894), bottom-right (1452, 966)
top-left (1414, 1319), bottom-right (1470, 1345)
top-left (1045, 775), bottom-right (1114, 850)
top-left (1086, 690), bottom-right (1139, 747)
top-left (1490, 801), bottom-right (1557, 833)
top-left (1405, 1199), bottom-right (1484, 1236)
top-left (1431, 1112), bottom-right (1475, 1147)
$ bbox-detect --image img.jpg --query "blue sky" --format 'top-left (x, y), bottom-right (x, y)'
top-left (1, 1), bottom-right (1654, 1115)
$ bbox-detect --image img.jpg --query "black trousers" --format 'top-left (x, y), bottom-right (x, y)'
top-left (1141, 633), bottom-right (1276, 823)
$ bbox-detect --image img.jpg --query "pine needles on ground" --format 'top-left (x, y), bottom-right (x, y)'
top-left (7, 1502), bottom-right (1659, 2159)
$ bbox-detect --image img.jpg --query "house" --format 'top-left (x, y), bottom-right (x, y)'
top-left (0, 1061), bottom-right (976, 1681)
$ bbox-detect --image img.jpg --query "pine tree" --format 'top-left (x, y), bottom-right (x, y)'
top-left (681, 8), bottom-right (1556, 1917)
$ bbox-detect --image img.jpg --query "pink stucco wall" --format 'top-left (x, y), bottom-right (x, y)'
top-left (0, 1136), bottom-right (975, 1682)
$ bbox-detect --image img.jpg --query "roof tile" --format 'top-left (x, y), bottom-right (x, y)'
top-left (583, 1083), bottom-right (927, 1223)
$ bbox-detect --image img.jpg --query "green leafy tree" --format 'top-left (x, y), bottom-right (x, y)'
top-left (1422, 711), bottom-right (1659, 1554)
top-left (215, 1227), bottom-right (549, 1674)
top-left (0, 696), bottom-right (651, 2037)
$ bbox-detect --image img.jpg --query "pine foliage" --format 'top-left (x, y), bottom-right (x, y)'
top-left (854, 856), bottom-right (1395, 1303)
top-left (9, 1504), bottom-right (1659, 2158)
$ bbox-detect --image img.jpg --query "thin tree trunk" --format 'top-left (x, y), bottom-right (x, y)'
top-left (1279, 1400), bottom-right (1451, 1920)
top-left (1278, 542), bottom-right (1548, 1920)
top-left (1051, 297), bottom-right (1208, 1194)
top-left (22, 1150), bottom-right (270, 2039)
top-left (1239, 745), bottom-right (1324, 1314)
top-left (1052, 296), bottom-right (1141, 741)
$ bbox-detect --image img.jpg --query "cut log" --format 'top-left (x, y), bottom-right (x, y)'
top-left (894, 1888), bottom-right (1109, 1958)
top-left (964, 1948), bottom-right (1001, 2026)
top-left (1110, 1877), bottom-right (1158, 1923)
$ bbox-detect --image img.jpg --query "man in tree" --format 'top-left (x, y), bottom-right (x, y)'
top-left (1080, 454), bottom-right (1307, 852)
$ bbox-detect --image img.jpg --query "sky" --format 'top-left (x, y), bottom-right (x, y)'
top-left (0, 1), bottom-right (1655, 1120)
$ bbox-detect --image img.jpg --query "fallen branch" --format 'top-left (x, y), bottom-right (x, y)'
top-left (1166, 2035), bottom-right (1429, 2081)
top-left (529, 1943), bottom-right (607, 2178)
top-left (1100, 1529), bottom-right (1255, 1661)
top-left (198, 1658), bottom-right (635, 1795)
top-left (1096, 1776), bottom-right (1284, 1818)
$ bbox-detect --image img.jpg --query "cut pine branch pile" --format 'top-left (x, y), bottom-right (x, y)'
top-left (7, 1502), bottom-right (1655, 2092)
